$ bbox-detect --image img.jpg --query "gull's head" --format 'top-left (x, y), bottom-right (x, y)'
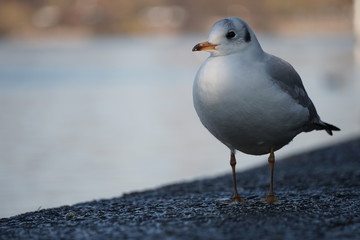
top-left (192, 17), bottom-right (262, 57)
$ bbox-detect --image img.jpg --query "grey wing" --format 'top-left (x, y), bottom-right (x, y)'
top-left (265, 54), bottom-right (320, 129)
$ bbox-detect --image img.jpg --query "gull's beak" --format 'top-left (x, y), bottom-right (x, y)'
top-left (192, 41), bottom-right (218, 51)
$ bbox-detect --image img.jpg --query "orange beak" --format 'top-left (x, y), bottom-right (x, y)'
top-left (192, 41), bottom-right (218, 51)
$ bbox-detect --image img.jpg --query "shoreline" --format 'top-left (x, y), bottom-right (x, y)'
top-left (1, 137), bottom-right (359, 239)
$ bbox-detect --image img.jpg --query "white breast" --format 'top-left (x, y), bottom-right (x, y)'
top-left (193, 54), bottom-right (309, 155)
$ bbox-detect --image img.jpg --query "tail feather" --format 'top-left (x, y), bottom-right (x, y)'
top-left (314, 121), bottom-right (340, 136)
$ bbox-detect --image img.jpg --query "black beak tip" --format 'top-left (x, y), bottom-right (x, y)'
top-left (192, 45), bottom-right (199, 52)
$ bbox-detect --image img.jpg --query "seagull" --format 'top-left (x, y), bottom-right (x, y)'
top-left (192, 17), bottom-right (340, 203)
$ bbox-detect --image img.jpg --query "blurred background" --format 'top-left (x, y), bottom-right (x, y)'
top-left (0, 0), bottom-right (359, 218)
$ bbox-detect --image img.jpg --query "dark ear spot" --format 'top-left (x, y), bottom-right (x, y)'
top-left (244, 28), bottom-right (251, 42)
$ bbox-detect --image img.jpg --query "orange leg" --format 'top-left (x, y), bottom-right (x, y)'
top-left (261, 147), bottom-right (278, 203)
top-left (219, 152), bottom-right (246, 204)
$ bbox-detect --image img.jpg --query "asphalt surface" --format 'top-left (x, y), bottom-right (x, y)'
top-left (1, 138), bottom-right (360, 240)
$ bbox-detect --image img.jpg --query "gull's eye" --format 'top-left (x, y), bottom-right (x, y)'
top-left (226, 31), bottom-right (236, 39)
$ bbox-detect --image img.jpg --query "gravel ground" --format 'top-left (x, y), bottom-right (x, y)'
top-left (1, 138), bottom-right (359, 240)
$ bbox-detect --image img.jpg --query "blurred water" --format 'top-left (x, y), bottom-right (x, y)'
top-left (0, 34), bottom-right (359, 218)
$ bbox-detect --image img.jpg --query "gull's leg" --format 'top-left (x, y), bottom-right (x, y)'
top-left (219, 152), bottom-right (246, 204)
top-left (261, 147), bottom-right (278, 202)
